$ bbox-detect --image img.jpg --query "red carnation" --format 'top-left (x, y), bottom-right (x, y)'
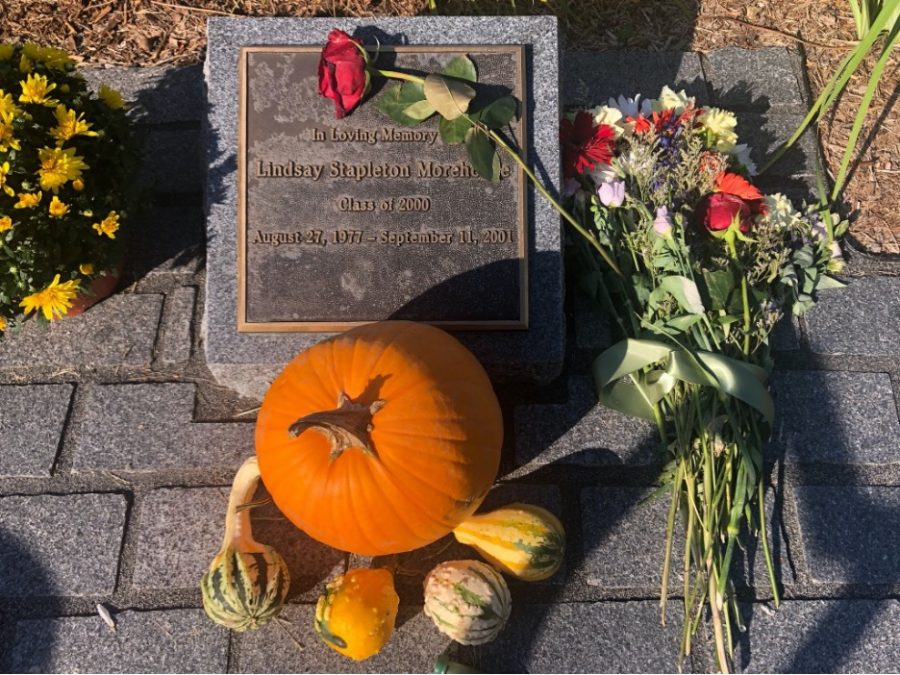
top-left (560, 111), bottom-right (616, 178)
top-left (715, 172), bottom-right (764, 201)
top-left (318, 29), bottom-right (369, 119)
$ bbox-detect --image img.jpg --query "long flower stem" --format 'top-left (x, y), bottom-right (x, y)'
top-left (483, 126), bottom-right (624, 276)
top-left (369, 64), bottom-right (624, 277)
top-left (370, 67), bottom-right (424, 84)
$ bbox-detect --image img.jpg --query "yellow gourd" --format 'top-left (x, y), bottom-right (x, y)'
top-left (453, 503), bottom-right (566, 581)
top-left (314, 568), bottom-right (399, 661)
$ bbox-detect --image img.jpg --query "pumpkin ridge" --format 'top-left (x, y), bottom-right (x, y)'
top-left (375, 441), bottom-right (481, 507)
top-left (366, 455), bottom-right (459, 541)
top-left (344, 452), bottom-right (391, 553)
top-left (360, 455), bottom-right (440, 546)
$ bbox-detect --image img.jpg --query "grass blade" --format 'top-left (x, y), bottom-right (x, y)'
top-left (831, 24), bottom-right (900, 200)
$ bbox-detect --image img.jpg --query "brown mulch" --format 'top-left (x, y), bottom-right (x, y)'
top-left (1, 0), bottom-right (897, 253)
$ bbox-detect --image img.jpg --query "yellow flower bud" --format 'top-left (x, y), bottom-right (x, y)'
top-left (72, 178), bottom-right (84, 191)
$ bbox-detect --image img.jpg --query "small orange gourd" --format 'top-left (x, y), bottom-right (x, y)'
top-left (255, 321), bottom-right (503, 555)
top-left (314, 568), bottom-right (399, 661)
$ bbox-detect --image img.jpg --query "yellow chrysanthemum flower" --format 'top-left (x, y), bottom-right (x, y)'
top-left (22, 44), bottom-right (41, 61)
top-left (29, 45), bottom-right (72, 71)
top-left (19, 73), bottom-right (58, 107)
top-left (0, 161), bottom-right (14, 197)
top-left (19, 274), bottom-right (81, 321)
top-left (698, 107), bottom-right (739, 152)
top-left (48, 195), bottom-right (69, 218)
top-left (92, 211), bottom-right (120, 239)
top-left (98, 84), bottom-right (124, 110)
top-left (0, 121), bottom-right (19, 152)
top-left (0, 90), bottom-right (18, 123)
top-left (37, 146), bottom-right (88, 192)
top-left (0, 215), bottom-right (12, 232)
top-left (14, 191), bottom-right (42, 209)
top-left (50, 105), bottom-right (99, 145)
top-left (72, 179), bottom-right (84, 191)
top-left (79, 262), bottom-right (94, 276)
top-left (0, 315), bottom-right (6, 332)
top-left (0, 44), bottom-right (13, 61)
top-left (19, 54), bottom-right (31, 74)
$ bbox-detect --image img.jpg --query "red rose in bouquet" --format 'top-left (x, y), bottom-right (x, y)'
top-left (700, 192), bottom-right (754, 233)
top-left (318, 29), bottom-right (368, 118)
top-left (698, 172), bottom-right (766, 234)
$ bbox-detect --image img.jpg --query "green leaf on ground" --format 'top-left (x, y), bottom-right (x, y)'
top-left (464, 127), bottom-right (500, 181)
top-left (442, 55), bottom-right (477, 83)
top-left (480, 96), bottom-right (517, 129)
top-left (375, 82), bottom-right (430, 127)
top-left (424, 73), bottom-right (475, 121)
top-left (439, 113), bottom-right (476, 144)
top-left (402, 99), bottom-right (436, 121)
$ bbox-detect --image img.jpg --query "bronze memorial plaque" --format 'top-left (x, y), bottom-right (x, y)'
top-left (237, 45), bottom-right (527, 332)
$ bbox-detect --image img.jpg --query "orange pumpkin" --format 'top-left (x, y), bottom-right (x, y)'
top-left (255, 321), bottom-right (503, 555)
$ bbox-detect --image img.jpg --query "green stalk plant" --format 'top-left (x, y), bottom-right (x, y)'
top-left (761, 0), bottom-right (899, 206)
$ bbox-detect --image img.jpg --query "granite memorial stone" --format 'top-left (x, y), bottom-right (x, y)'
top-left (204, 17), bottom-right (563, 398)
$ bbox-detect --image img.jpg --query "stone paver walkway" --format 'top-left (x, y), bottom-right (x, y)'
top-left (1, 47), bottom-right (900, 673)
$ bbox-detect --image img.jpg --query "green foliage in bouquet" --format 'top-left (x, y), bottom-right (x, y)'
top-left (0, 43), bottom-right (136, 331)
top-left (565, 88), bottom-right (847, 672)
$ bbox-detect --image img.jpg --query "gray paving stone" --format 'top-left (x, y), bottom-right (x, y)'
top-left (770, 371), bottom-right (900, 466)
top-left (735, 600), bottom-right (900, 673)
top-left (0, 493), bottom-right (126, 596)
top-left (0, 294), bottom-right (163, 369)
top-left (737, 112), bottom-right (820, 177)
top-left (156, 287), bottom-right (196, 366)
top-left (127, 203), bottom-right (204, 278)
top-left (0, 384), bottom-right (73, 477)
top-left (137, 127), bottom-right (203, 194)
top-left (515, 377), bottom-right (661, 470)
top-left (236, 604), bottom-right (452, 673)
top-left (82, 65), bottom-right (203, 124)
top-left (474, 601), bottom-right (687, 673)
top-left (133, 487), bottom-right (345, 594)
top-left (71, 384), bottom-right (254, 472)
top-left (804, 277), bottom-right (900, 356)
top-left (795, 486), bottom-right (900, 585)
top-left (573, 293), bottom-right (611, 352)
top-left (579, 487), bottom-right (681, 590)
top-left (9, 608), bottom-right (228, 673)
top-left (562, 51), bottom-right (708, 106)
top-left (734, 487), bottom-right (796, 593)
top-left (704, 47), bottom-right (807, 112)
top-left (770, 315), bottom-right (799, 351)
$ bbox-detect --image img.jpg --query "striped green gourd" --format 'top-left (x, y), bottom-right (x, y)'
top-left (201, 457), bottom-right (290, 631)
top-left (423, 560), bottom-right (511, 645)
top-left (453, 502), bottom-right (565, 581)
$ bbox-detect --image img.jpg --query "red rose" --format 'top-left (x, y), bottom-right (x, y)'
top-left (699, 192), bottom-right (753, 233)
top-left (560, 111), bottom-right (616, 178)
top-left (318, 29), bottom-right (368, 118)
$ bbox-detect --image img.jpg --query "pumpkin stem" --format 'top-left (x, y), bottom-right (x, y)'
top-left (289, 393), bottom-right (386, 461)
top-left (221, 456), bottom-right (266, 554)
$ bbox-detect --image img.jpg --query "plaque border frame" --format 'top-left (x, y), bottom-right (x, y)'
top-left (236, 44), bottom-right (529, 332)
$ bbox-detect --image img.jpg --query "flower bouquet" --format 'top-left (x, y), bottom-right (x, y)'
top-left (0, 43), bottom-right (136, 332)
top-left (563, 87), bottom-right (846, 671)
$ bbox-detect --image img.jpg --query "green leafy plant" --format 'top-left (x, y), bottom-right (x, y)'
top-left (0, 42), bottom-right (137, 331)
top-left (847, 0), bottom-right (900, 37)
top-left (762, 0), bottom-right (899, 207)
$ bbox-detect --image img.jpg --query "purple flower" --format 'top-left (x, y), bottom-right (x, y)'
top-left (598, 180), bottom-right (625, 208)
top-left (653, 206), bottom-right (673, 236)
top-left (563, 177), bottom-right (581, 198)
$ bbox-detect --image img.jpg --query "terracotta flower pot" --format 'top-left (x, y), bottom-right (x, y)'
top-left (66, 268), bottom-right (122, 317)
